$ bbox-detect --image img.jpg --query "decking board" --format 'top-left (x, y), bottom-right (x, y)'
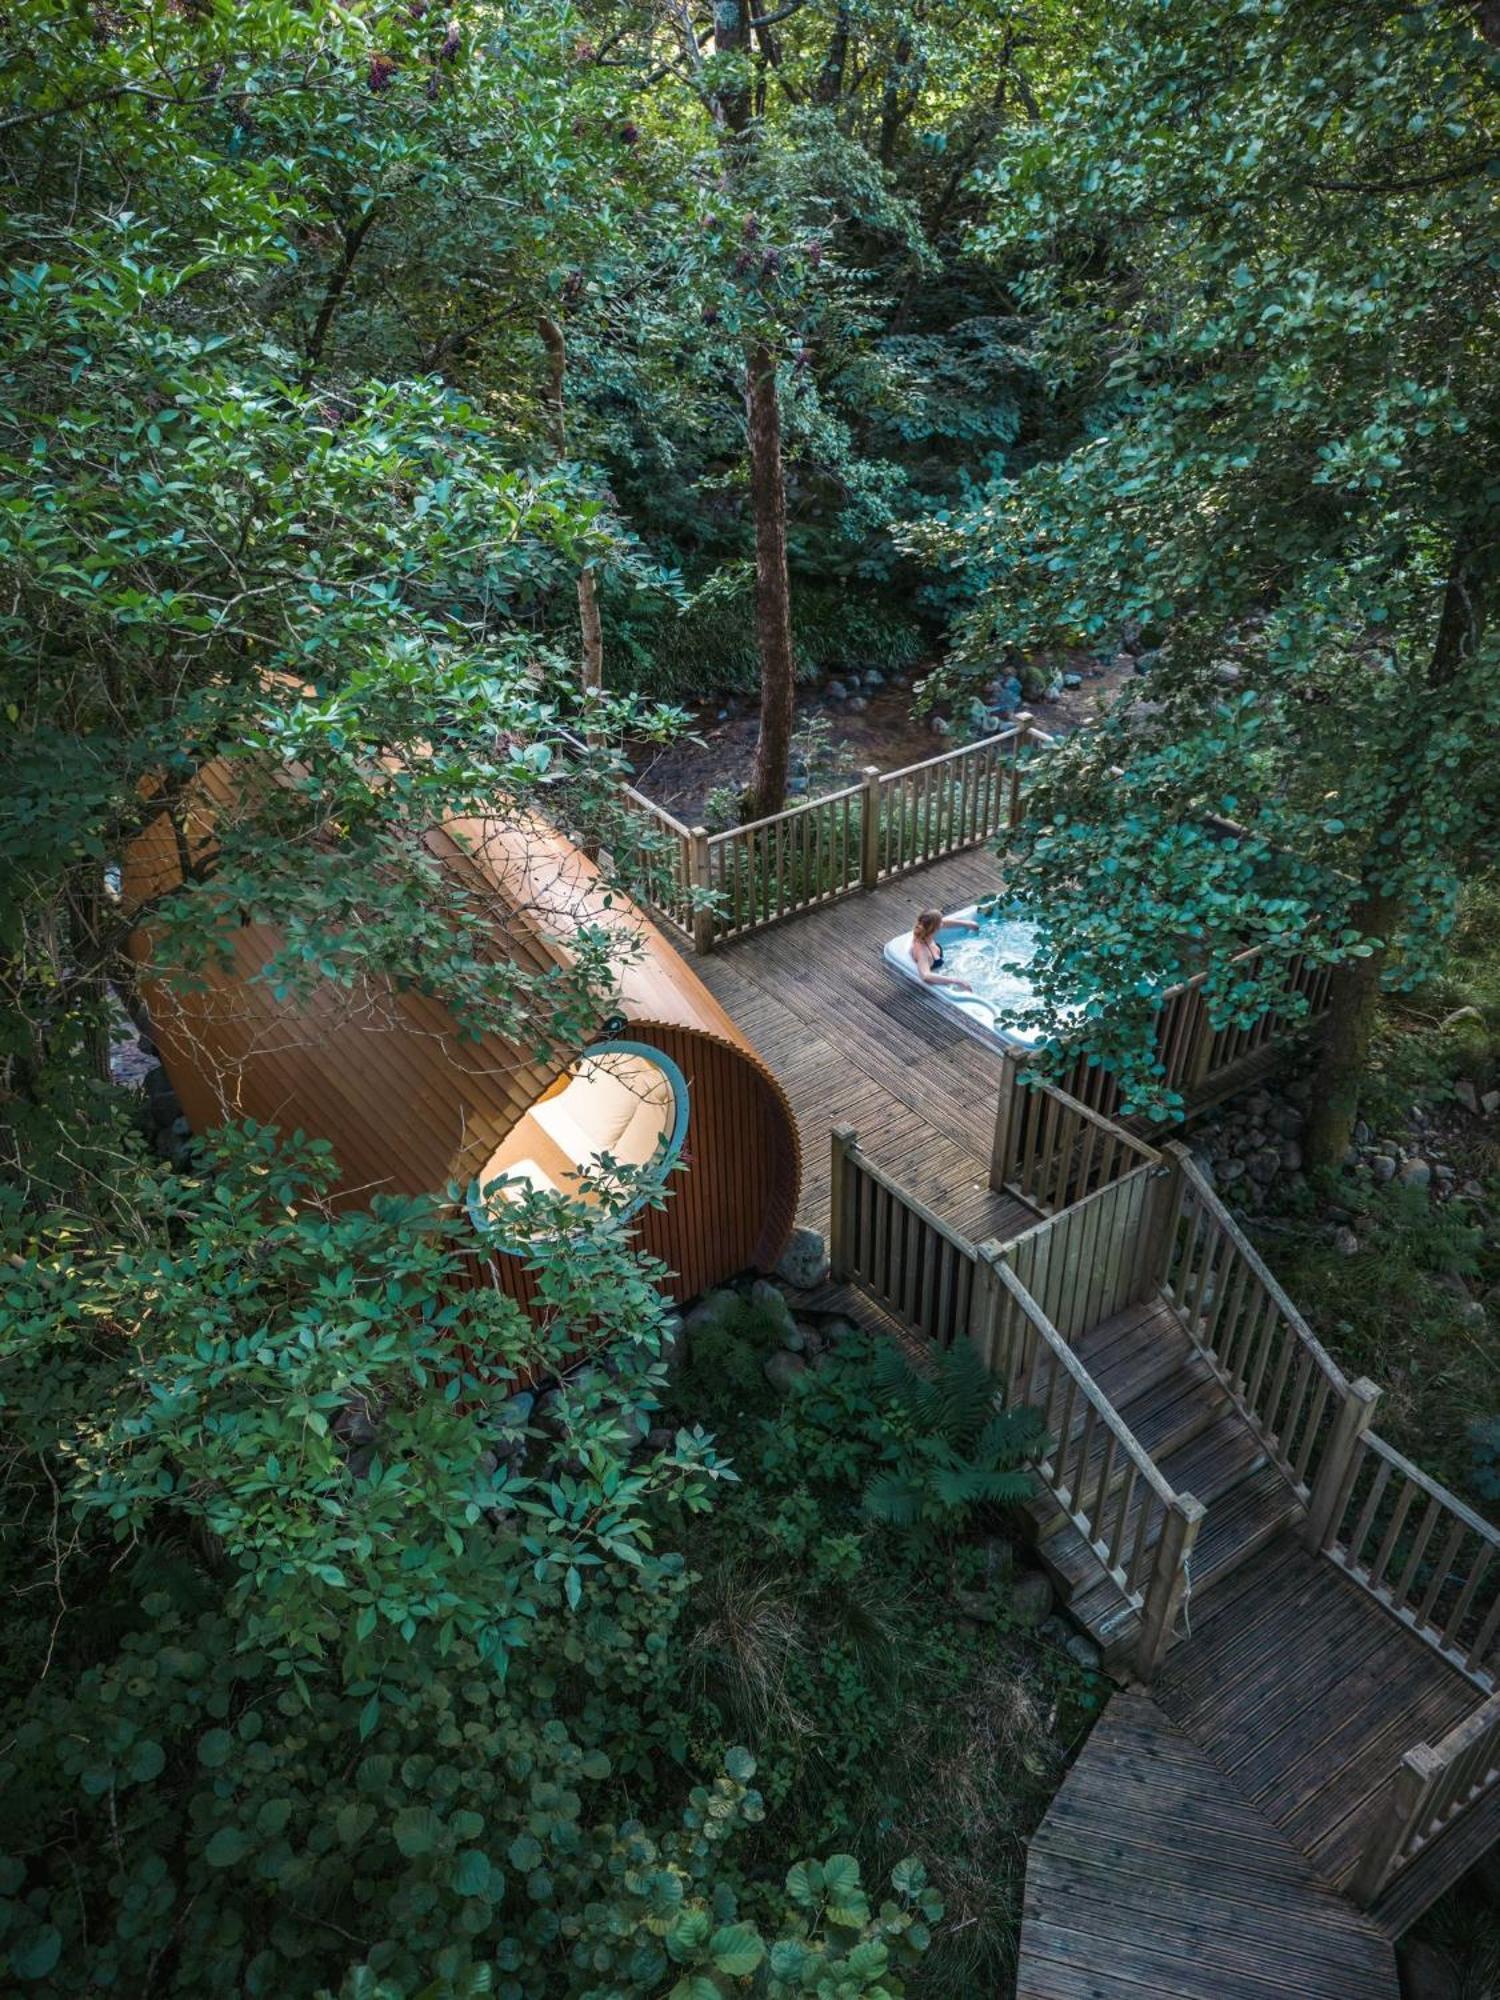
top-left (682, 849), bottom-right (1035, 1244)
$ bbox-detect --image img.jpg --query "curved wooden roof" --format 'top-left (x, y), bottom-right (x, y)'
top-left (124, 775), bottom-right (802, 1222)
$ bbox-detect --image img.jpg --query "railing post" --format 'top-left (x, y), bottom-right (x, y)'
top-left (1348, 1745), bottom-right (1441, 1907)
top-left (829, 1125), bottom-right (857, 1281)
top-left (988, 1049), bottom-right (1025, 1194)
top-left (1008, 710), bottom-right (1034, 828)
top-left (859, 766), bottom-right (881, 889)
top-left (688, 825), bottom-right (714, 954)
top-left (1139, 1138), bottom-right (1188, 1292)
top-left (1134, 1492), bottom-right (1205, 1681)
top-left (1304, 1377), bottom-right (1381, 1552)
top-left (972, 1239), bottom-right (1016, 1389)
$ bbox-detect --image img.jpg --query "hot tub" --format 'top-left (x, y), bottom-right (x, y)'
top-left (884, 902), bottom-right (1055, 1051)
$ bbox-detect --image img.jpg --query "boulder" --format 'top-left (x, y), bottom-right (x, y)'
top-left (1454, 1078), bottom-right (1479, 1115)
top-left (1009, 1569), bottom-right (1053, 1630)
top-left (846, 695), bottom-right (868, 713)
top-left (1278, 1139), bottom-right (1303, 1173)
top-left (775, 1226), bottom-right (830, 1291)
top-left (1062, 672), bottom-right (1083, 689)
top-left (826, 679), bottom-right (848, 702)
top-left (763, 1350), bottom-right (807, 1394)
top-left (930, 715), bottom-right (951, 737)
top-left (1483, 1089), bottom-right (1500, 1116)
top-left (749, 1278), bottom-right (798, 1336)
top-left (1370, 1154), bottom-right (1397, 1184)
top-left (1246, 1147), bottom-right (1281, 1185)
top-left (1065, 1632), bottom-right (1102, 1672)
top-left (658, 1313), bottom-right (687, 1369)
top-left (1332, 1226), bottom-right (1360, 1258)
top-left (1398, 1157), bottom-right (1432, 1191)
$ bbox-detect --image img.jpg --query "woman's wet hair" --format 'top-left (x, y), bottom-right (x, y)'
top-left (914, 908), bottom-right (943, 941)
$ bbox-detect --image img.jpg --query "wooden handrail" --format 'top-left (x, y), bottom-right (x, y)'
top-left (1326, 1429), bottom-right (1500, 1689)
top-left (1003, 1159), bottom-right (1163, 1344)
top-left (876, 721), bottom-right (1028, 787)
top-left (992, 1060), bottom-right (1160, 1213)
top-left (1350, 1690), bottom-right (1500, 1905)
top-left (829, 1126), bottom-right (980, 1350)
top-left (620, 780), bottom-right (693, 840)
top-left (1156, 1146), bottom-right (1353, 1511)
top-left (705, 778), bottom-right (863, 846)
top-left (988, 1257), bottom-right (1200, 1678)
top-left (990, 1259), bottom-right (1177, 1510)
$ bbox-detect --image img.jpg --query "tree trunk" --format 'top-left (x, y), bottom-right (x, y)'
top-left (743, 338), bottom-right (795, 819)
top-left (709, 7), bottom-right (794, 818)
top-left (1303, 532), bottom-right (1486, 1168)
top-left (815, 3), bottom-right (851, 105)
top-left (578, 566), bottom-right (603, 695)
top-left (1302, 899), bottom-right (1399, 1170)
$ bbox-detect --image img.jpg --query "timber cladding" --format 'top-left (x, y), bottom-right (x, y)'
top-left (122, 774), bottom-right (802, 1309)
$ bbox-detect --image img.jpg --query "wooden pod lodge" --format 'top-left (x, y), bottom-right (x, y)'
top-left (122, 770), bottom-right (801, 1308)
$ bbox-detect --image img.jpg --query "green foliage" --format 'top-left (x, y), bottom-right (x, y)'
top-left (662, 1320), bottom-right (1090, 1992)
top-left (915, 0), bottom-right (1500, 1121)
top-left (0, 1121), bottom-right (945, 1997)
top-left (1258, 1177), bottom-right (1497, 1502)
top-left (859, 1340), bottom-right (1047, 1532)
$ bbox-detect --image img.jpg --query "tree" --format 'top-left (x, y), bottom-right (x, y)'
top-left (925, 0), bottom-right (1500, 1158)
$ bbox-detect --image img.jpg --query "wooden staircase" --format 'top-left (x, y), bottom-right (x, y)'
top-left (1027, 1293), bottom-right (1305, 1668)
top-left (823, 1121), bottom-right (1500, 1998)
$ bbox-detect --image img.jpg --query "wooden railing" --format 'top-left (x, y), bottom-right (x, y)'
top-left (982, 1254), bottom-right (1203, 1679)
top-left (870, 727), bottom-right (1030, 882)
top-left (829, 1124), bottom-right (979, 1350)
top-left (616, 784), bottom-right (697, 942)
top-left (1349, 1691), bottom-right (1500, 1905)
top-left (703, 779), bottom-right (866, 943)
top-left (828, 1124), bottom-right (1198, 1679)
top-left (991, 1059), bottom-right (1160, 1214)
top-left (624, 717), bottom-right (1040, 950)
top-left (1003, 1161), bottom-right (1163, 1345)
top-left (1322, 1431), bottom-right (1500, 1690)
top-left (1156, 1145), bottom-right (1356, 1512)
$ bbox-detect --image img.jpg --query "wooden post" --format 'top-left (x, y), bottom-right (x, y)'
top-left (989, 1049), bottom-right (1025, 1194)
top-left (1134, 1492), bottom-right (1204, 1681)
top-left (1304, 1376), bottom-right (1381, 1552)
top-left (689, 825), bottom-right (714, 954)
top-left (1138, 1139), bottom-right (1189, 1294)
top-left (972, 1239), bottom-right (1009, 1383)
top-left (859, 765), bottom-right (881, 888)
top-left (1008, 710), bottom-right (1034, 828)
top-left (829, 1124), bottom-right (857, 1281)
top-left (1348, 1744), bottom-right (1439, 1906)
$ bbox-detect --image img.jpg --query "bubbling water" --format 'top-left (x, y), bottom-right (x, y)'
top-left (938, 916), bottom-right (1045, 1032)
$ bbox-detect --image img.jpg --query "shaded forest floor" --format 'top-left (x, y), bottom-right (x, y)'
top-left (628, 651), bottom-right (1135, 823)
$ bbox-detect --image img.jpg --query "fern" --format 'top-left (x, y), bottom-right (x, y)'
top-left (860, 1342), bottom-right (1047, 1533)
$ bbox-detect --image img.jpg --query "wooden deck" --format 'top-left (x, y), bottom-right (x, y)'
top-left (686, 847), bottom-right (1035, 1245)
top-left (668, 832), bottom-right (1499, 1995)
top-left (1021, 1695), bottom-right (1400, 2000)
top-left (1017, 1536), bottom-right (1495, 1998)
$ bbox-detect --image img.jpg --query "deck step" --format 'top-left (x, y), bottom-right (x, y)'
top-left (1041, 1455), bottom-right (1305, 1671)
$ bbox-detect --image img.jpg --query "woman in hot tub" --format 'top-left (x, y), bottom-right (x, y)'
top-left (911, 907), bottom-right (979, 990)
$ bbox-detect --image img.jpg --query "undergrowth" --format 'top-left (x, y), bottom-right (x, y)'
top-left (660, 1308), bottom-right (1100, 1994)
